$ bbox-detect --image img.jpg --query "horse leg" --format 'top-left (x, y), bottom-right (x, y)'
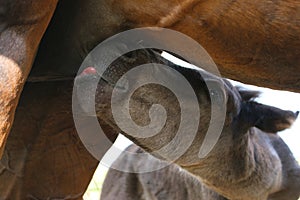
top-left (0, 80), bottom-right (117, 199)
top-left (0, 0), bottom-right (58, 157)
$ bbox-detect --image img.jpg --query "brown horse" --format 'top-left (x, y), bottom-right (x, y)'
top-left (0, 0), bottom-right (299, 198)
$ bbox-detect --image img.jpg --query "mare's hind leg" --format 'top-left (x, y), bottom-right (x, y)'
top-left (0, 80), bottom-right (117, 199)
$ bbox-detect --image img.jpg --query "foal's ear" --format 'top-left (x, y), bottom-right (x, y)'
top-left (237, 87), bottom-right (261, 101)
top-left (249, 103), bottom-right (299, 133)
